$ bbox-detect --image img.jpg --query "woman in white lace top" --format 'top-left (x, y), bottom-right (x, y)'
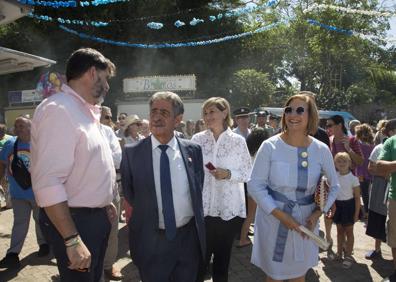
top-left (192, 97), bottom-right (252, 282)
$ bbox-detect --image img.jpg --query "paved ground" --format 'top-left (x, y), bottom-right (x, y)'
top-left (0, 207), bottom-right (394, 281)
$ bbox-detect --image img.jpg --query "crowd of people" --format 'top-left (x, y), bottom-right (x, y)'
top-left (0, 47), bottom-right (396, 282)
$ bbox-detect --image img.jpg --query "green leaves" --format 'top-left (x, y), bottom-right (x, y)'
top-left (229, 68), bottom-right (275, 109)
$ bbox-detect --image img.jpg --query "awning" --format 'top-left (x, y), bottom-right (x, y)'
top-left (0, 0), bottom-right (31, 25)
top-left (0, 1), bottom-right (56, 75)
top-left (0, 46), bottom-right (56, 75)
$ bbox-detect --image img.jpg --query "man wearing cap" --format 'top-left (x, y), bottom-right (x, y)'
top-left (255, 110), bottom-right (269, 129)
top-left (233, 107), bottom-right (252, 139)
top-left (267, 114), bottom-right (281, 136)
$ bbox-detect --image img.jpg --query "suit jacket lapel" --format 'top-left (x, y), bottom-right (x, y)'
top-left (142, 138), bottom-right (159, 215)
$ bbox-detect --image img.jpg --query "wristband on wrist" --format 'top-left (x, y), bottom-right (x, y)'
top-left (65, 236), bottom-right (81, 248)
top-left (64, 233), bottom-right (79, 242)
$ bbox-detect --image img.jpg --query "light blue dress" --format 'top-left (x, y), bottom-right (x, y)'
top-left (248, 134), bottom-right (339, 280)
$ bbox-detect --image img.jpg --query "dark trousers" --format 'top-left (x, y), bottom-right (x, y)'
top-left (39, 208), bottom-right (111, 282)
top-left (360, 180), bottom-right (371, 213)
top-left (138, 219), bottom-right (201, 282)
top-left (199, 216), bottom-right (243, 282)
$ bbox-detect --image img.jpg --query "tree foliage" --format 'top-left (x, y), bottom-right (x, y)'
top-left (0, 0), bottom-right (395, 116)
top-left (237, 0), bottom-right (395, 110)
top-left (229, 68), bottom-right (275, 109)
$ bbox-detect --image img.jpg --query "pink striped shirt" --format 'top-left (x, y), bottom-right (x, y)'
top-left (31, 84), bottom-right (115, 208)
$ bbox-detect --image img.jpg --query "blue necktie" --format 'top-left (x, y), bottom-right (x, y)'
top-left (158, 145), bottom-right (177, 240)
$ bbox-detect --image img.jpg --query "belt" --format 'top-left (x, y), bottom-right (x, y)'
top-left (158, 217), bottom-right (194, 234)
top-left (268, 187), bottom-right (315, 262)
top-left (69, 207), bottom-right (105, 214)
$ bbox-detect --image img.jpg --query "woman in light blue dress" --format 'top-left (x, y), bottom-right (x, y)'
top-left (248, 93), bottom-right (339, 282)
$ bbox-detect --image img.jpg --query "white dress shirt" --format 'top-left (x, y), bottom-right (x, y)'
top-left (233, 127), bottom-right (251, 139)
top-left (100, 124), bottom-right (122, 201)
top-left (100, 124), bottom-right (122, 170)
top-left (192, 128), bottom-right (252, 220)
top-left (151, 135), bottom-right (194, 228)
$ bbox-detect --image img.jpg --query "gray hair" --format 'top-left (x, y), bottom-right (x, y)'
top-left (149, 91), bottom-right (184, 117)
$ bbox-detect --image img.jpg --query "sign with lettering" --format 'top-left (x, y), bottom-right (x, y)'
top-left (123, 75), bottom-right (196, 93)
top-left (8, 89), bottom-right (42, 105)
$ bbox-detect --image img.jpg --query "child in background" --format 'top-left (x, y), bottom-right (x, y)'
top-left (331, 152), bottom-right (361, 269)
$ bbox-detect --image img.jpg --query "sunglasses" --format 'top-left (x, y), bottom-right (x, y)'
top-left (326, 124), bottom-right (335, 128)
top-left (284, 106), bottom-right (305, 115)
top-left (104, 115), bottom-right (112, 120)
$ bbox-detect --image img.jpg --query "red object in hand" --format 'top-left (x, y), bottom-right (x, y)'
top-left (205, 162), bottom-right (216, 171)
top-left (124, 200), bottom-right (133, 224)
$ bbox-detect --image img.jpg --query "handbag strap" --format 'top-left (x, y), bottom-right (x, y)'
top-left (13, 138), bottom-right (19, 160)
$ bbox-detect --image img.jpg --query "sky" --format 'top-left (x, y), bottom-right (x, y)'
top-left (389, 17), bottom-right (396, 39)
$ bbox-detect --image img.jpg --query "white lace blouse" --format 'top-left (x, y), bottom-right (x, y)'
top-left (191, 128), bottom-right (252, 220)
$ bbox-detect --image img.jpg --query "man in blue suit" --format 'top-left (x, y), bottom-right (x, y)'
top-left (121, 91), bottom-right (205, 282)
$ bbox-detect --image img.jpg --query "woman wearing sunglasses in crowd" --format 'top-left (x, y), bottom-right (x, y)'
top-left (324, 115), bottom-right (364, 252)
top-left (248, 93), bottom-right (339, 282)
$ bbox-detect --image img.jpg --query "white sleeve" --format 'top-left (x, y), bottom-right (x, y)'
top-left (109, 129), bottom-right (122, 169)
top-left (228, 137), bottom-right (252, 183)
top-left (352, 175), bottom-right (360, 187)
top-left (368, 145), bottom-right (382, 162)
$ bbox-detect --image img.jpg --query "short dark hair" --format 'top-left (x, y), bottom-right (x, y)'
top-left (66, 48), bottom-right (116, 82)
top-left (384, 119), bottom-right (396, 137)
top-left (329, 115), bottom-right (347, 135)
top-left (246, 128), bottom-right (269, 156)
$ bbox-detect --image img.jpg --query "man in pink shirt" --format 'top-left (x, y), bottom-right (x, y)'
top-left (31, 48), bottom-right (117, 282)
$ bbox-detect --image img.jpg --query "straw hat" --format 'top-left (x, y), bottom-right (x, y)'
top-left (125, 114), bottom-right (142, 128)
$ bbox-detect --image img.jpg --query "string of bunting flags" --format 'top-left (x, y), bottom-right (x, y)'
top-left (26, 0), bottom-right (277, 29)
top-left (306, 19), bottom-right (392, 46)
top-left (58, 22), bottom-right (282, 48)
top-left (307, 19), bottom-right (353, 36)
top-left (303, 3), bottom-right (395, 17)
top-left (20, 0), bottom-right (395, 48)
top-left (50, 18), bottom-right (392, 48)
top-left (17, 0), bottom-right (129, 8)
top-left (147, 0), bottom-right (278, 29)
top-left (28, 12), bottom-right (109, 26)
top-left (27, 0), bottom-right (278, 29)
